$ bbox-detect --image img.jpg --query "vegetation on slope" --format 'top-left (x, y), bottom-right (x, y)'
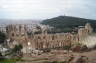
top-left (41, 16), bottom-right (96, 32)
top-left (0, 59), bottom-right (16, 63)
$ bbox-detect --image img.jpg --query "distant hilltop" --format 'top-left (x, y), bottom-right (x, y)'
top-left (41, 16), bottom-right (96, 32)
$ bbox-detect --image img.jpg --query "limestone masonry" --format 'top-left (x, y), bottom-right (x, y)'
top-left (0, 23), bottom-right (93, 53)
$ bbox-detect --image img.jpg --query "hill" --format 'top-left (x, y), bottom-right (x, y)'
top-left (41, 16), bottom-right (96, 32)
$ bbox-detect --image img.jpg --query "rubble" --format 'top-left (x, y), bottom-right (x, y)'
top-left (71, 55), bottom-right (88, 63)
top-left (71, 45), bottom-right (89, 52)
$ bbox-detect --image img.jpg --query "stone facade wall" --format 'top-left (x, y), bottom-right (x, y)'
top-left (6, 24), bottom-right (27, 38)
top-left (77, 23), bottom-right (93, 42)
top-left (4, 23), bottom-right (93, 53)
top-left (30, 33), bottom-right (73, 49)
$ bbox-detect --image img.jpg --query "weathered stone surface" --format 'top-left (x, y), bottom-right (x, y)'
top-left (80, 45), bottom-right (88, 52)
top-left (71, 45), bottom-right (88, 52)
top-left (71, 45), bottom-right (81, 52)
top-left (71, 55), bottom-right (88, 63)
top-left (4, 23), bottom-right (93, 53)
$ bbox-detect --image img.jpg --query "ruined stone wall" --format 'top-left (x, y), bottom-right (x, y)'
top-left (77, 23), bottom-right (93, 42)
top-left (6, 24), bottom-right (28, 39)
top-left (5, 23), bottom-right (93, 51)
top-left (30, 33), bottom-right (73, 49)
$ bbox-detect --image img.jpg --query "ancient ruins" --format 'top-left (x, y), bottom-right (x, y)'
top-left (0, 23), bottom-right (93, 53)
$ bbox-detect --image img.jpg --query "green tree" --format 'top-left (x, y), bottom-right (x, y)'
top-left (12, 44), bottom-right (23, 53)
top-left (0, 31), bottom-right (6, 44)
top-left (0, 52), bottom-right (4, 61)
top-left (11, 44), bottom-right (23, 59)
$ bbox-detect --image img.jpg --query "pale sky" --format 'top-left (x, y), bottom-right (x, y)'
top-left (0, 0), bottom-right (96, 19)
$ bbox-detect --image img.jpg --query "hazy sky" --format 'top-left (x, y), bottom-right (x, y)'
top-left (0, 0), bottom-right (96, 19)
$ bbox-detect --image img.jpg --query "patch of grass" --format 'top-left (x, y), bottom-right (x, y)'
top-left (72, 42), bottom-right (82, 47)
top-left (0, 58), bottom-right (16, 63)
top-left (62, 46), bottom-right (71, 50)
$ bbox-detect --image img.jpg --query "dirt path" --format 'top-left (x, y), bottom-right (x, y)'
top-left (16, 50), bottom-right (96, 63)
